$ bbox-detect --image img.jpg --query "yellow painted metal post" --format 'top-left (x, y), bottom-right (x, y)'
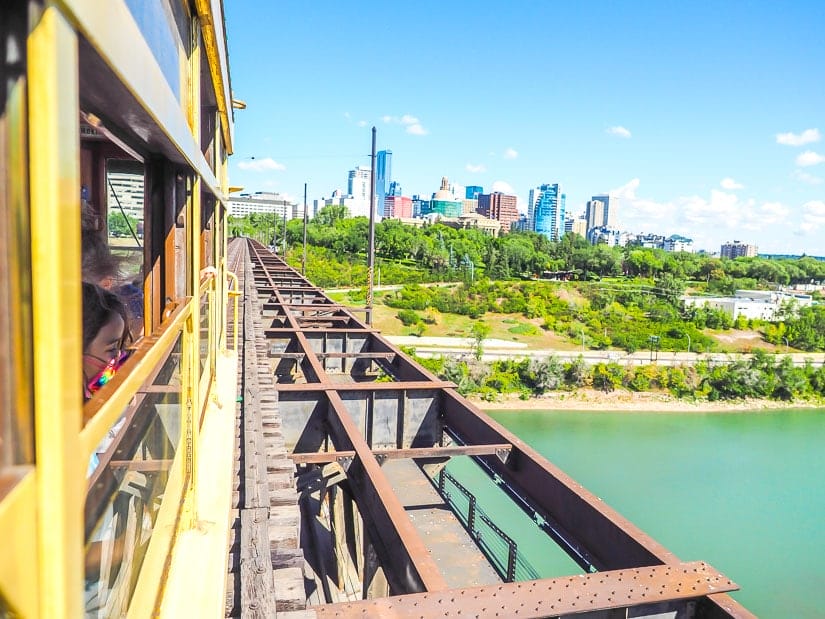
top-left (185, 16), bottom-right (203, 526)
top-left (27, 6), bottom-right (83, 617)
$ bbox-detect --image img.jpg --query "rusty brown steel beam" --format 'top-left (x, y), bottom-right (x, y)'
top-left (275, 381), bottom-right (454, 392)
top-left (265, 327), bottom-right (379, 335)
top-left (241, 242), bottom-right (752, 619)
top-left (313, 561), bottom-right (738, 619)
top-left (315, 352), bottom-right (396, 359)
top-left (263, 302), bottom-right (342, 309)
top-left (249, 242), bottom-right (448, 595)
top-left (440, 388), bottom-right (677, 571)
top-left (289, 443), bottom-right (512, 464)
top-left (268, 352), bottom-right (306, 359)
top-left (322, 393), bottom-right (448, 595)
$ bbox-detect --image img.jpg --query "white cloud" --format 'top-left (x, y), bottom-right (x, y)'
top-left (792, 169), bottom-right (823, 185)
top-left (609, 178), bottom-right (793, 247)
top-left (776, 128), bottom-right (821, 146)
top-left (796, 151), bottom-right (825, 167)
top-left (465, 163), bottom-right (486, 173)
top-left (237, 157), bottom-right (286, 172)
top-left (720, 177), bottom-right (744, 190)
top-left (606, 126), bottom-right (632, 138)
top-left (383, 113), bottom-right (429, 135)
top-left (343, 112), bottom-right (351, 120)
top-left (357, 120), bottom-right (368, 127)
top-left (503, 147), bottom-right (518, 159)
top-left (800, 200), bottom-right (825, 232)
top-left (491, 180), bottom-right (516, 194)
top-left (490, 180), bottom-right (525, 208)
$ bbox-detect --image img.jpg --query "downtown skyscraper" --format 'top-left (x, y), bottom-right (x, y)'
top-left (528, 184), bottom-right (566, 241)
top-left (376, 150), bottom-right (392, 216)
top-left (586, 194), bottom-right (613, 233)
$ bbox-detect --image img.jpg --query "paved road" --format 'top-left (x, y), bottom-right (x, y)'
top-left (385, 335), bottom-right (825, 367)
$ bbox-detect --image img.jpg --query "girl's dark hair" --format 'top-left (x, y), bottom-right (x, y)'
top-left (81, 229), bottom-right (122, 284)
top-left (82, 282), bottom-right (131, 351)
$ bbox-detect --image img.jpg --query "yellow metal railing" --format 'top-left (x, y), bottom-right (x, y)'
top-left (81, 301), bottom-right (191, 617)
top-left (226, 270), bottom-right (241, 352)
top-left (78, 264), bottom-right (238, 616)
top-left (81, 302), bottom-right (191, 462)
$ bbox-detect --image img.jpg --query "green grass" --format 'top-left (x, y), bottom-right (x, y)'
top-left (508, 323), bottom-right (540, 336)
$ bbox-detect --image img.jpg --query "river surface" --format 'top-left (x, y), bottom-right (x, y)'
top-left (444, 408), bottom-right (825, 618)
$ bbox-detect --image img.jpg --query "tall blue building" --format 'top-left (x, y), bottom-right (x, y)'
top-left (376, 150), bottom-right (392, 216)
top-left (388, 181), bottom-right (402, 197)
top-left (465, 185), bottom-right (483, 200)
top-left (528, 184), bottom-right (566, 241)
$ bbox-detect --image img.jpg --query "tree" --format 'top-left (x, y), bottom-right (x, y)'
top-left (314, 204), bottom-right (349, 226)
top-left (528, 356), bottom-right (564, 393)
top-left (592, 362), bottom-right (623, 392)
top-left (108, 212), bottom-right (138, 238)
top-left (470, 320), bottom-right (492, 360)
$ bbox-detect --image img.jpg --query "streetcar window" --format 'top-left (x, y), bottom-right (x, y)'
top-left (105, 159), bottom-right (145, 337)
top-left (0, 0), bottom-right (35, 483)
top-left (84, 338), bottom-right (182, 616)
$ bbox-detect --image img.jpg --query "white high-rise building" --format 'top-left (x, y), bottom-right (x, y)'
top-left (590, 194), bottom-right (613, 227)
top-left (348, 166), bottom-right (371, 202)
top-left (106, 160), bottom-right (144, 221)
top-left (229, 192), bottom-right (296, 219)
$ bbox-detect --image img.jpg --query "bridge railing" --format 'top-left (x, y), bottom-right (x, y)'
top-left (437, 468), bottom-right (539, 582)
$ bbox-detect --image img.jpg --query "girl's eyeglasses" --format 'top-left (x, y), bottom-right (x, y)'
top-left (85, 350), bottom-right (131, 397)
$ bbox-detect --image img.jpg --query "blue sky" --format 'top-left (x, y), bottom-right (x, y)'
top-left (224, 1), bottom-right (825, 255)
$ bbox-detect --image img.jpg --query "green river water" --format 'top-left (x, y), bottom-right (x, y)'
top-left (444, 408), bottom-right (825, 618)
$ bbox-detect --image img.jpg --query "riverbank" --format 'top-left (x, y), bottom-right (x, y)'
top-left (467, 388), bottom-right (825, 412)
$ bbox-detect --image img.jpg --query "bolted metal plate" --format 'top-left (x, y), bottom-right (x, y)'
top-left (313, 561), bottom-right (738, 618)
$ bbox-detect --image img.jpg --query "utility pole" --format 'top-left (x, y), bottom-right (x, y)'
top-left (302, 182), bottom-right (308, 276)
top-left (366, 127), bottom-right (377, 326)
top-left (282, 199), bottom-right (287, 256)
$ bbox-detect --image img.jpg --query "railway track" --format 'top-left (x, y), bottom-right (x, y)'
top-left (224, 239), bottom-right (309, 618)
top-left (221, 237), bottom-right (751, 619)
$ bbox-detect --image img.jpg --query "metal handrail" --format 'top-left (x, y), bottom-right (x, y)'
top-left (437, 468), bottom-right (539, 582)
top-left (226, 270), bottom-right (241, 351)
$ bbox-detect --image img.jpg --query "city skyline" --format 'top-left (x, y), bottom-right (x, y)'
top-left (225, 2), bottom-right (825, 254)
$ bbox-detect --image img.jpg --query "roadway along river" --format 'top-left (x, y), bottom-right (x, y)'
top-left (444, 408), bottom-right (825, 618)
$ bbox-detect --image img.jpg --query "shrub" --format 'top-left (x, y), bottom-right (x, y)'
top-left (397, 309), bottom-right (421, 326)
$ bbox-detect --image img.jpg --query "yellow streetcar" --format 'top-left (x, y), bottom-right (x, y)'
top-left (1, 1), bottom-right (240, 615)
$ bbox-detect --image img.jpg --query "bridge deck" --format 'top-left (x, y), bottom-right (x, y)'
top-left (381, 459), bottom-right (501, 589)
top-left (225, 238), bottom-right (756, 619)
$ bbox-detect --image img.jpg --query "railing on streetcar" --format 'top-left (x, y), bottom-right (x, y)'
top-left (226, 270), bottom-right (241, 352)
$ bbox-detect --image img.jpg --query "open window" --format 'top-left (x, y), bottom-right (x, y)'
top-left (0, 0), bottom-right (34, 497)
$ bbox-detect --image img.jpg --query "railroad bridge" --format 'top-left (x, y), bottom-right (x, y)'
top-left (224, 238), bottom-right (753, 619)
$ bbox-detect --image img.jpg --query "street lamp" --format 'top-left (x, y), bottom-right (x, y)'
top-left (580, 329), bottom-right (585, 352)
top-left (783, 336), bottom-right (789, 352)
top-left (685, 333), bottom-right (691, 353)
